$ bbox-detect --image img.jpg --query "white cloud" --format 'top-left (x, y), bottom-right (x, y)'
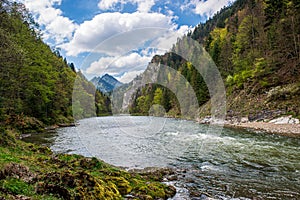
top-left (20, 0), bottom-right (196, 83)
top-left (45, 15), bottom-right (77, 43)
top-left (118, 70), bottom-right (144, 83)
top-left (61, 12), bottom-right (175, 56)
top-left (21, 0), bottom-right (77, 44)
top-left (86, 52), bottom-right (152, 77)
top-left (182, 0), bottom-right (234, 18)
top-left (98, 0), bottom-right (156, 13)
top-left (98, 0), bottom-right (121, 10)
top-left (151, 25), bottom-right (191, 51)
top-left (21, 0), bottom-right (62, 11)
top-left (136, 0), bottom-right (155, 13)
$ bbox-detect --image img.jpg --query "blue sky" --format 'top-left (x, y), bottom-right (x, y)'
top-left (20, 0), bottom-right (234, 82)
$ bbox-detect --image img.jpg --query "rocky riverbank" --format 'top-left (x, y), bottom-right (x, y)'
top-left (227, 115), bottom-right (300, 137)
top-left (0, 129), bottom-right (176, 200)
top-left (199, 114), bottom-right (300, 138)
top-left (228, 121), bottom-right (300, 137)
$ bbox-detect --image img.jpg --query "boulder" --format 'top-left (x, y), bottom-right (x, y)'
top-left (240, 117), bottom-right (249, 123)
top-left (269, 115), bottom-right (300, 124)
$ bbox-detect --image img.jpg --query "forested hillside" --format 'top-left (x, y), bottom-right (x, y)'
top-left (0, 0), bottom-right (110, 132)
top-left (0, 2), bottom-right (177, 199)
top-left (129, 0), bottom-right (300, 119)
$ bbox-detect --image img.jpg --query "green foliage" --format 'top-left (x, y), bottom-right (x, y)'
top-left (127, 0), bottom-right (300, 116)
top-left (0, 1), bottom-right (74, 125)
top-left (253, 58), bottom-right (269, 77)
top-left (0, 1), bottom-right (111, 128)
top-left (153, 88), bottom-right (163, 105)
top-left (1, 178), bottom-right (34, 196)
top-left (226, 75), bottom-right (234, 86)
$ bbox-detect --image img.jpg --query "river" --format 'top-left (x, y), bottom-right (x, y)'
top-left (24, 116), bottom-right (300, 199)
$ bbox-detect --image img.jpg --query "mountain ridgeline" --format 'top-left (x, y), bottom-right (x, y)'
top-left (1, 0), bottom-right (300, 130)
top-left (126, 0), bottom-right (300, 119)
top-left (91, 74), bottom-right (123, 94)
top-left (0, 1), bottom-right (111, 132)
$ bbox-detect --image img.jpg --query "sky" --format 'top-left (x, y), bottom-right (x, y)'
top-left (19, 0), bottom-right (234, 83)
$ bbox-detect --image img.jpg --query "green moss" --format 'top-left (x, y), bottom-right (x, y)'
top-left (1, 178), bottom-right (34, 196)
top-left (0, 129), bottom-right (176, 199)
top-left (105, 176), bottom-right (132, 195)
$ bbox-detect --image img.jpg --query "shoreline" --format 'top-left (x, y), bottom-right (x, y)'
top-left (1, 129), bottom-right (177, 199)
top-left (225, 122), bottom-right (300, 138)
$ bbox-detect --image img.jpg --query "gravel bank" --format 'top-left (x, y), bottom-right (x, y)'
top-left (227, 122), bottom-right (300, 138)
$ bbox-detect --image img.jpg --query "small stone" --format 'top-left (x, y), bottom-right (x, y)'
top-left (269, 116), bottom-right (292, 124)
top-left (240, 117), bottom-right (249, 123)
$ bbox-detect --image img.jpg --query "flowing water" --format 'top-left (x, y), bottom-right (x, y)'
top-left (24, 116), bottom-right (300, 199)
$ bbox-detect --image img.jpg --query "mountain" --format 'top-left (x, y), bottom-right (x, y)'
top-left (116, 0), bottom-right (300, 120)
top-left (91, 74), bottom-right (123, 94)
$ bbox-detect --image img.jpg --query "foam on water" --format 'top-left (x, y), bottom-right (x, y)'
top-left (24, 116), bottom-right (300, 199)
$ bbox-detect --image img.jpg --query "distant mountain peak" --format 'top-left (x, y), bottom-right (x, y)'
top-left (91, 74), bottom-right (123, 94)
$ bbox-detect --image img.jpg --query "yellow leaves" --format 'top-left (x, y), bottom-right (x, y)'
top-left (209, 28), bottom-right (228, 50)
top-left (167, 72), bottom-right (172, 82)
top-left (153, 88), bottom-right (163, 105)
top-left (186, 62), bottom-right (193, 70)
top-left (253, 57), bottom-right (268, 77)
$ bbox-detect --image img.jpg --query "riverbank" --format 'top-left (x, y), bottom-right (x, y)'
top-left (199, 114), bottom-right (300, 138)
top-left (227, 122), bottom-right (300, 138)
top-left (0, 129), bottom-right (176, 199)
top-left (12, 116), bottom-right (300, 199)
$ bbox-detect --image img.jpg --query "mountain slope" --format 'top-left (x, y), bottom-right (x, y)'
top-left (0, 1), bottom-right (111, 131)
top-left (125, 0), bottom-right (300, 120)
top-left (91, 74), bottom-right (123, 94)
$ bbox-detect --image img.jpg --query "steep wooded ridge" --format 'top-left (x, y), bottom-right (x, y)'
top-left (130, 0), bottom-right (300, 120)
top-left (0, 0), bottom-right (111, 132)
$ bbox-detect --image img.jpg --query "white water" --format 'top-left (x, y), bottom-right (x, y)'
top-left (26, 116), bottom-right (300, 199)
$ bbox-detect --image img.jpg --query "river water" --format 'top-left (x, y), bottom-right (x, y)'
top-left (24, 116), bottom-right (300, 199)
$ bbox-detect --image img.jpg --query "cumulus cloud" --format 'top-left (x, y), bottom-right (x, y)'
top-left (98, 0), bottom-right (120, 10)
top-left (20, 0), bottom-right (195, 83)
top-left (61, 12), bottom-right (175, 56)
top-left (151, 25), bottom-right (191, 51)
top-left (136, 0), bottom-right (156, 13)
top-left (21, 0), bottom-right (77, 43)
top-left (182, 0), bottom-right (234, 18)
top-left (86, 52), bottom-right (152, 77)
top-left (118, 70), bottom-right (145, 83)
top-left (21, 0), bottom-right (62, 11)
top-left (98, 0), bottom-right (156, 13)
top-left (83, 24), bottom-right (190, 82)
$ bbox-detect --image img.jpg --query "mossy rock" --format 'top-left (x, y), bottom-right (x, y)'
top-left (0, 163), bottom-right (35, 183)
top-left (36, 170), bottom-right (122, 200)
top-left (0, 129), bottom-right (176, 200)
top-left (105, 176), bottom-right (132, 195)
top-left (79, 157), bottom-right (104, 169)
